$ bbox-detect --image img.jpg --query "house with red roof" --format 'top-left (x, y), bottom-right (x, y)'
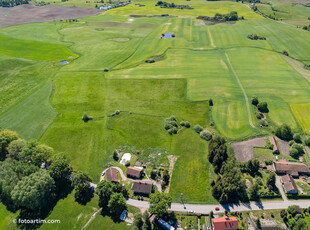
top-left (212, 216), bottom-right (238, 230)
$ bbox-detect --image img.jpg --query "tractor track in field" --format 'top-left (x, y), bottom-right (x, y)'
top-left (224, 52), bottom-right (255, 128)
top-left (207, 27), bottom-right (215, 48)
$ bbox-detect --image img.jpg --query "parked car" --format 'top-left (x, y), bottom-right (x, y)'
top-left (120, 210), bottom-right (127, 221)
top-left (101, 172), bottom-right (105, 176)
top-left (188, 210), bottom-right (195, 214)
top-left (215, 207), bottom-right (220, 211)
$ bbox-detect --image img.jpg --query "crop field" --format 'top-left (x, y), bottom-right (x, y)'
top-left (1, 0), bottom-right (310, 228)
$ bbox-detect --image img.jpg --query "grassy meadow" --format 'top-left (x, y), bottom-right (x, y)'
top-left (1, 0), bottom-right (310, 228)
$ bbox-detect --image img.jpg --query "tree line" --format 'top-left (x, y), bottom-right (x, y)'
top-left (0, 0), bottom-right (28, 7)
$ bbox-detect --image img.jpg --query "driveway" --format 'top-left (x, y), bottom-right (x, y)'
top-left (276, 176), bottom-right (288, 201)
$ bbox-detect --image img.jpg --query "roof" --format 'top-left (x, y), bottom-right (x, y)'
top-left (282, 174), bottom-right (298, 193)
top-left (274, 161), bottom-right (310, 174)
top-left (212, 216), bottom-right (238, 230)
top-left (131, 180), bottom-right (152, 194)
top-left (106, 168), bottom-right (119, 183)
top-left (269, 136), bottom-right (278, 151)
top-left (126, 167), bottom-right (142, 178)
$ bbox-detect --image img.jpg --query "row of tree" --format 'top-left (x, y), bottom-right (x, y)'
top-left (0, 0), bottom-right (28, 7)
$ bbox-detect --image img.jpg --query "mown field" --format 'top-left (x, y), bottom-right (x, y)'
top-left (1, 0), bottom-right (310, 228)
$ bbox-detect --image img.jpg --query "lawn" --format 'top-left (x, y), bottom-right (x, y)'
top-left (254, 147), bottom-right (274, 161)
top-left (169, 129), bottom-right (217, 204)
top-left (290, 104), bottom-right (310, 134)
top-left (0, 81), bottom-right (56, 140)
top-left (0, 203), bottom-right (18, 230)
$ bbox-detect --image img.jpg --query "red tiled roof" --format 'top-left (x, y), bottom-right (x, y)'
top-left (274, 161), bottom-right (310, 174)
top-left (212, 216), bottom-right (238, 230)
top-left (131, 180), bottom-right (152, 194)
top-left (126, 167), bottom-right (142, 178)
top-left (282, 174), bottom-right (298, 193)
top-left (106, 168), bottom-right (119, 183)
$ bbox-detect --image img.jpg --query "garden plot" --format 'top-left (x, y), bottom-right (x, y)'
top-left (232, 137), bottom-right (266, 162)
top-left (277, 139), bottom-right (290, 156)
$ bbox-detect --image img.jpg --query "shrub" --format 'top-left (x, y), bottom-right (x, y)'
top-left (184, 121), bottom-right (191, 128)
top-left (257, 102), bottom-right (268, 113)
top-left (305, 136), bottom-right (310, 147)
top-left (282, 50), bottom-right (289, 56)
top-left (289, 148), bottom-right (299, 159)
top-left (256, 112), bottom-right (262, 119)
top-left (291, 143), bottom-right (304, 154)
top-left (168, 127), bottom-right (178, 135)
top-left (259, 120), bottom-right (268, 127)
top-left (210, 121), bottom-right (215, 126)
top-left (200, 130), bottom-right (212, 141)
top-left (164, 116), bottom-right (178, 134)
top-left (280, 209), bottom-right (287, 218)
top-left (265, 160), bottom-right (273, 165)
top-left (289, 140), bottom-right (295, 146)
top-left (125, 161), bottom-right (130, 167)
top-left (82, 112), bottom-right (93, 122)
top-left (252, 96), bottom-right (259, 106)
top-left (145, 59), bottom-right (155, 63)
top-left (275, 124), bottom-right (293, 141)
top-left (115, 110), bottom-right (120, 115)
top-left (209, 99), bottom-right (213, 106)
top-left (193, 125), bottom-right (203, 134)
top-left (180, 121), bottom-right (185, 126)
top-left (104, 68), bottom-right (109, 72)
top-left (293, 134), bottom-right (302, 143)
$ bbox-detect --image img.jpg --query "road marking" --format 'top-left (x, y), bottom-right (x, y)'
top-left (207, 27), bottom-right (215, 48)
top-left (224, 52), bottom-right (255, 128)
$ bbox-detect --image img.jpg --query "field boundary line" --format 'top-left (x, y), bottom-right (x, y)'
top-left (224, 52), bottom-right (255, 128)
top-left (81, 208), bottom-right (102, 230)
top-left (207, 27), bottom-right (215, 48)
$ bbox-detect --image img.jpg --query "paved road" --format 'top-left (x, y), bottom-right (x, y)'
top-left (127, 199), bottom-right (310, 214)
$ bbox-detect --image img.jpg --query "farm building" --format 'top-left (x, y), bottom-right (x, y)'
top-left (126, 167), bottom-right (143, 179)
top-left (105, 167), bottom-right (119, 183)
top-left (131, 180), bottom-right (153, 195)
top-left (269, 136), bottom-right (279, 152)
top-left (273, 159), bottom-right (310, 177)
top-left (281, 174), bottom-right (298, 194)
top-left (212, 216), bottom-right (238, 230)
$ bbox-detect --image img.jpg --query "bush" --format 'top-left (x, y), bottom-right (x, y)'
top-left (275, 124), bottom-right (293, 141)
top-left (256, 112), bottom-right (262, 119)
top-left (259, 120), bottom-right (268, 127)
top-left (103, 68), bottom-right (109, 72)
top-left (184, 121), bottom-right (191, 128)
top-left (180, 121), bottom-right (185, 126)
top-left (82, 112), bottom-right (93, 122)
top-left (265, 160), bottom-right (273, 165)
top-left (164, 116), bottom-right (179, 135)
top-left (145, 59), bottom-right (155, 63)
top-left (252, 96), bottom-right (259, 106)
top-left (257, 102), bottom-right (268, 113)
top-left (305, 136), bottom-right (310, 147)
top-left (193, 125), bottom-right (203, 134)
top-left (292, 143), bottom-right (304, 154)
top-left (125, 161), bottom-right (130, 167)
top-left (282, 50), bottom-right (289, 56)
top-left (209, 99), bottom-right (213, 106)
top-left (289, 140), bottom-right (295, 146)
top-left (289, 148), bottom-right (299, 159)
top-left (200, 130), bottom-right (212, 141)
top-left (293, 134), bottom-right (302, 143)
top-left (168, 127), bottom-right (178, 135)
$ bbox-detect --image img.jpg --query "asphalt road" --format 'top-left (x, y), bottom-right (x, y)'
top-left (127, 199), bottom-right (310, 214)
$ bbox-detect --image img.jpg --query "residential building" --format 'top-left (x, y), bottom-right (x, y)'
top-left (273, 159), bottom-right (310, 177)
top-left (131, 180), bottom-right (152, 195)
top-left (126, 167), bottom-right (143, 179)
top-left (281, 174), bottom-right (298, 194)
top-left (212, 216), bottom-right (238, 230)
top-left (105, 167), bottom-right (119, 183)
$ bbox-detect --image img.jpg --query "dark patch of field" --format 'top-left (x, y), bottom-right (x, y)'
top-left (0, 4), bottom-right (101, 27)
top-left (231, 137), bottom-right (266, 162)
top-left (277, 139), bottom-right (290, 156)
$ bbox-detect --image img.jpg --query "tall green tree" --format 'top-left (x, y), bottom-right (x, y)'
top-left (11, 170), bottom-right (55, 210)
top-left (49, 153), bottom-right (72, 187)
top-left (108, 193), bottom-right (127, 217)
top-left (149, 192), bottom-right (172, 216)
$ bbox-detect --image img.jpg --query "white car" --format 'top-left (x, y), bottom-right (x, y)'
top-left (188, 210), bottom-right (195, 214)
top-left (101, 172), bottom-right (105, 176)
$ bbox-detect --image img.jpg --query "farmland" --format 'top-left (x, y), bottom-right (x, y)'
top-left (0, 0), bottom-right (310, 228)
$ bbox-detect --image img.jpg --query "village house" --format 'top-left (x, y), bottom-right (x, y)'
top-left (131, 180), bottom-right (153, 195)
top-left (212, 216), bottom-right (238, 230)
top-left (105, 167), bottom-right (119, 183)
top-left (281, 174), bottom-right (298, 194)
top-left (273, 159), bottom-right (310, 177)
top-left (126, 167), bottom-right (143, 179)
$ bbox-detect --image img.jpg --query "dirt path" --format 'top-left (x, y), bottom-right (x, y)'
top-left (165, 155), bottom-right (177, 193)
top-left (282, 55), bottom-right (310, 83)
top-left (225, 52), bottom-right (255, 128)
top-left (207, 27), bottom-right (215, 48)
top-left (81, 208), bottom-right (102, 230)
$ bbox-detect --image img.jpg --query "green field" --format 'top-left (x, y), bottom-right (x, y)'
top-left (1, 0), bottom-right (310, 228)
